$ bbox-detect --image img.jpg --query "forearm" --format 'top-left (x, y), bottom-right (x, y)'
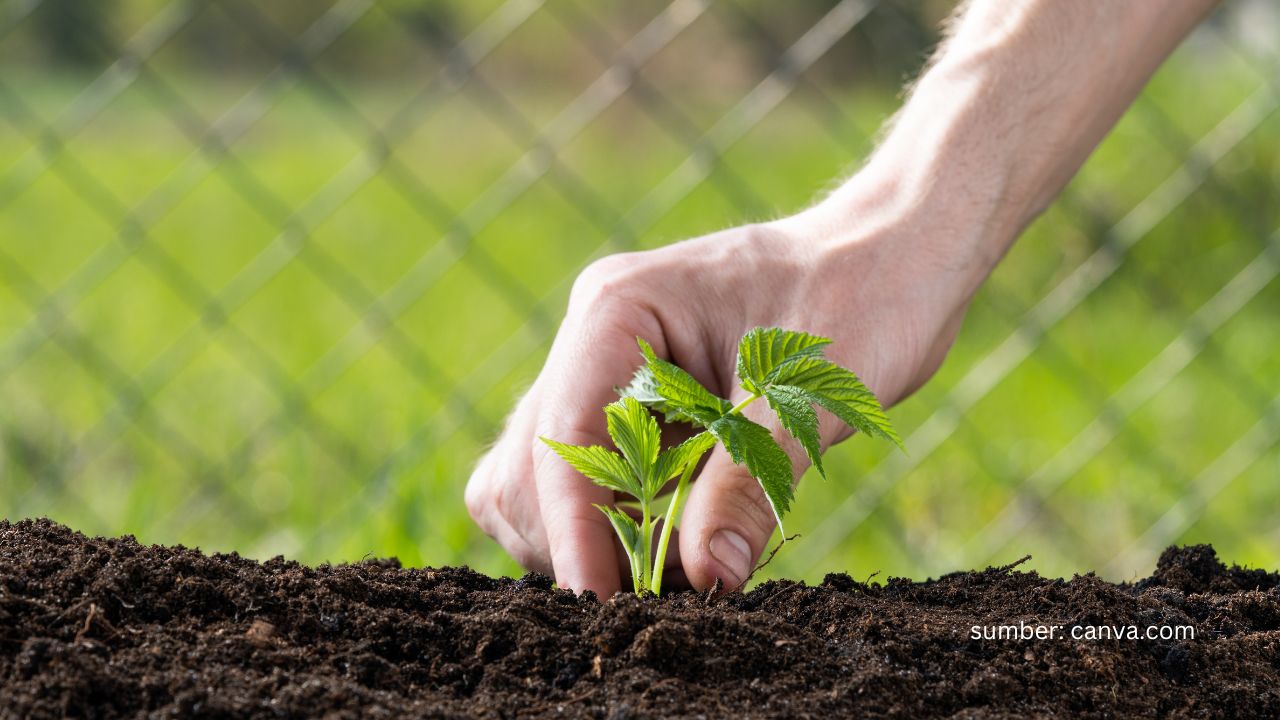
top-left (813, 0), bottom-right (1218, 301)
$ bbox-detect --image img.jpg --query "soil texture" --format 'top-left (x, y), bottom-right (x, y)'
top-left (2, 518), bottom-right (1278, 718)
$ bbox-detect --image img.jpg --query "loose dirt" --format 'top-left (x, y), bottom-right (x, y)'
top-left (2, 518), bottom-right (1277, 718)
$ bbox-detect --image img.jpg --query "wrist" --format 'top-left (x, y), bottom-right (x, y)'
top-left (766, 186), bottom-right (977, 406)
top-left (780, 145), bottom-right (1015, 313)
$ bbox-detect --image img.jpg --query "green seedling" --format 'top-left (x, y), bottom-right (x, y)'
top-left (541, 327), bottom-right (901, 595)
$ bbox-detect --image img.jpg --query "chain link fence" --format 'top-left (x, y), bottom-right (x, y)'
top-left (1, 0), bottom-right (1277, 582)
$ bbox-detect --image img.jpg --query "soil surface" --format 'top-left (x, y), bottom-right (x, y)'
top-left (2, 519), bottom-right (1278, 719)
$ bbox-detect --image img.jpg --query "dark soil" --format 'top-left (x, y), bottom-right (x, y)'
top-left (2, 519), bottom-right (1278, 719)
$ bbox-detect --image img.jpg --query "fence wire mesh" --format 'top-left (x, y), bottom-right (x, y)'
top-left (1, 0), bottom-right (1277, 582)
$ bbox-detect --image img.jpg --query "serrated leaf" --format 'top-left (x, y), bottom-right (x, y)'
top-left (649, 431), bottom-right (716, 496)
top-left (617, 363), bottom-right (663, 404)
top-left (764, 384), bottom-right (825, 479)
top-left (540, 438), bottom-right (642, 497)
top-left (769, 357), bottom-right (901, 448)
top-left (636, 337), bottom-right (731, 426)
top-left (594, 504), bottom-right (645, 592)
top-left (708, 414), bottom-right (794, 530)
top-left (619, 353), bottom-right (713, 425)
top-left (737, 327), bottom-right (832, 394)
top-left (617, 364), bottom-right (701, 424)
top-left (604, 397), bottom-right (660, 490)
top-left (594, 504), bottom-right (643, 554)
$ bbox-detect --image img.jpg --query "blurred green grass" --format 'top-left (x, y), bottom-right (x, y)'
top-left (1, 39), bottom-right (1278, 586)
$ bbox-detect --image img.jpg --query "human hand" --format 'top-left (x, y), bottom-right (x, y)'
top-left (465, 182), bottom-right (981, 597)
top-left (466, 0), bottom-right (1216, 598)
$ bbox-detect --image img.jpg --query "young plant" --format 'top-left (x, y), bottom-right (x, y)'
top-left (541, 327), bottom-right (901, 595)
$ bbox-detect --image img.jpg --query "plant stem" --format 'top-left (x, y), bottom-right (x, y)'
top-left (629, 551), bottom-right (641, 594)
top-left (728, 394), bottom-right (759, 416)
top-left (650, 460), bottom-right (696, 596)
top-left (648, 393), bottom-right (762, 595)
top-left (640, 500), bottom-right (653, 593)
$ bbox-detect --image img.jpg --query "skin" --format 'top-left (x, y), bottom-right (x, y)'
top-left (465, 0), bottom-right (1221, 598)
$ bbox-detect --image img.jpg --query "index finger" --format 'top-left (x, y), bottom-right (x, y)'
top-left (531, 308), bottom-right (662, 598)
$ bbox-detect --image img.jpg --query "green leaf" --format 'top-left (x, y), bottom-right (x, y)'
top-left (618, 364), bottom-right (696, 424)
top-left (618, 355), bottom-right (716, 425)
top-left (708, 414), bottom-right (794, 530)
top-left (635, 338), bottom-right (732, 426)
top-left (594, 504), bottom-right (645, 593)
top-left (617, 362), bottom-right (663, 404)
top-left (649, 431), bottom-right (716, 496)
top-left (604, 397), bottom-right (660, 491)
top-left (595, 504), bottom-right (643, 553)
top-left (737, 327), bottom-right (832, 394)
top-left (540, 438), bottom-right (642, 498)
top-left (769, 357), bottom-right (901, 448)
top-left (764, 385), bottom-right (825, 479)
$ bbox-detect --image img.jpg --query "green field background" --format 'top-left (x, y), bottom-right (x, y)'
top-left (1, 1), bottom-right (1277, 585)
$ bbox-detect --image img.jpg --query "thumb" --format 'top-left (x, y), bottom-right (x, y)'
top-left (677, 438), bottom-right (802, 591)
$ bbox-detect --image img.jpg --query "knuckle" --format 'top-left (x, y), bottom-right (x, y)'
top-left (529, 438), bottom-right (562, 487)
top-left (463, 473), bottom-right (492, 526)
top-left (719, 467), bottom-right (781, 542)
top-left (743, 487), bottom-right (781, 540)
top-left (492, 473), bottom-right (525, 523)
top-left (570, 253), bottom-right (646, 308)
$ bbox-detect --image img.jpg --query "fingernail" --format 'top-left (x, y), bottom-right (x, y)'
top-left (708, 529), bottom-right (752, 587)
